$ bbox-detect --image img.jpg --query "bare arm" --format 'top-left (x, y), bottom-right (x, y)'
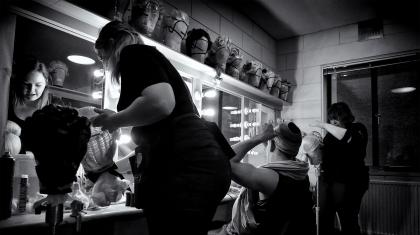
top-left (230, 124), bottom-right (279, 196)
top-left (93, 83), bottom-right (175, 131)
top-left (311, 121), bottom-right (347, 140)
top-left (231, 133), bottom-right (269, 163)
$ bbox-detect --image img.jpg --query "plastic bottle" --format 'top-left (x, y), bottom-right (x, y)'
top-left (18, 174), bottom-right (28, 213)
top-left (0, 152), bottom-right (15, 220)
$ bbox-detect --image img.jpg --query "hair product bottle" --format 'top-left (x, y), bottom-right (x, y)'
top-left (0, 152), bottom-right (15, 219)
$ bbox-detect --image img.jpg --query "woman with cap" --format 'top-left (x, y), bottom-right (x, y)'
top-left (311, 102), bottom-right (368, 235)
top-left (224, 121), bottom-right (315, 235)
top-left (91, 20), bottom-right (231, 235)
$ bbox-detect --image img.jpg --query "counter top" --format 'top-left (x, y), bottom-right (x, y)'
top-left (0, 193), bottom-right (237, 231)
top-left (0, 203), bottom-right (143, 230)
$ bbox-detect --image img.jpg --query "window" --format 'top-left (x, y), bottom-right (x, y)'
top-left (325, 54), bottom-right (420, 171)
top-left (201, 85), bottom-right (242, 145)
top-left (13, 16), bottom-right (103, 108)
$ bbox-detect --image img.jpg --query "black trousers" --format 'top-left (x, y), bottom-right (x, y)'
top-left (319, 177), bottom-right (368, 235)
top-left (135, 115), bottom-right (231, 235)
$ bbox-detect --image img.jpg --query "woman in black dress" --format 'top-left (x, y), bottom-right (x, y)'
top-left (312, 102), bottom-right (369, 235)
top-left (92, 20), bottom-right (231, 235)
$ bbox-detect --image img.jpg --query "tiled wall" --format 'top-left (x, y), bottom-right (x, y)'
top-left (277, 20), bottom-right (420, 133)
top-left (163, 0), bottom-right (277, 71)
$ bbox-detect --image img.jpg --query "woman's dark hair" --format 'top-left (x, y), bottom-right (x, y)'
top-left (327, 102), bottom-right (355, 127)
top-left (10, 56), bottom-right (49, 107)
top-left (185, 28), bottom-right (212, 56)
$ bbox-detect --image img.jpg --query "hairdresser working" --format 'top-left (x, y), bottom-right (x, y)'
top-left (91, 20), bottom-right (231, 235)
top-left (311, 102), bottom-right (369, 235)
top-left (221, 122), bottom-right (315, 235)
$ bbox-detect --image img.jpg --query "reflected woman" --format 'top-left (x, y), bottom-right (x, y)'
top-left (8, 56), bottom-right (49, 152)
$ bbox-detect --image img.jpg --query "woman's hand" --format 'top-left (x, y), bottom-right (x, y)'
top-left (259, 123), bottom-right (276, 142)
top-left (91, 108), bottom-right (118, 132)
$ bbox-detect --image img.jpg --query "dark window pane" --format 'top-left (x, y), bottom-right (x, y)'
top-left (377, 62), bottom-right (420, 170)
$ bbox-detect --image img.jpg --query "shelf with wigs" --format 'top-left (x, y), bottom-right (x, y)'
top-left (21, 0), bottom-right (290, 110)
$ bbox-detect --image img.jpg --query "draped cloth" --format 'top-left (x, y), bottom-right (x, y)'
top-left (218, 160), bottom-right (309, 235)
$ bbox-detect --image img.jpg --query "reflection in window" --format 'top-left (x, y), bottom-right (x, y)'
top-left (242, 99), bottom-right (275, 166)
top-left (201, 85), bottom-right (242, 145)
top-left (13, 16), bottom-right (103, 108)
top-left (201, 85), bottom-right (220, 124)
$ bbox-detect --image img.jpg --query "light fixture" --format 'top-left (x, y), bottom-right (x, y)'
top-left (229, 136), bottom-right (241, 142)
top-left (91, 91), bottom-right (103, 99)
top-left (247, 150), bottom-right (258, 156)
top-left (116, 134), bottom-right (132, 145)
top-left (229, 123), bottom-right (241, 128)
top-left (67, 55), bottom-right (95, 65)
top-left (203, 89), bottom-right (217, 98)
top-left (93, 69), bottom-right (104, 77)
top-left (201, 108), bottom-right (215, 117)
top-left (194, 91), bottom-right (201, 100)
top-left (391, 87), bottom-right (416, 94)
top-left (222, 106), bottom-right (237, 110)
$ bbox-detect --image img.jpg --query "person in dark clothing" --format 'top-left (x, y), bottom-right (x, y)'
top-left (222, 122), bottom-right (315, 235)
top-left (92, 20), bottom-right (231, 235)
top-left (311, 102), bottom-right (369, 235)
top-left (8, 56), bottom-right (50, 153)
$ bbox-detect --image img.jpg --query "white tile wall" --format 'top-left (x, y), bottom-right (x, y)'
top-left (277, 36), bottom-right (303, 54)
top-left (291, 83), bottom-right (321, 103)
top-left (303, 28), bottom-right (340, 51)
top-left (277, 22), bottom-right (420, 120)
top-left (276, 54), bottom-right (287, 71)
top-left (191, 1), bottom-right (220, 34)
top-left (220, 17), bottom-right (242, 48)
top-left (205, 1), bottom-right (233, 22)
top-left (285, 52), bottom-right (304, 70)
top-left (339, 24), bottom-right (358, 44)
top-left (243, 33), bottom-right (262, 61)
top-left (164, 0), bottom-right (192, 15)
top-left (302, 66), bottom-right (322, 85)
top-left (278, 69), bottom-right (303, 86)
top-left (262, 47), bottom-right (276, 69)
top-left (281, 100), bottom-right (322, 120)
top-left (232, 11), bottom-right (253, 34)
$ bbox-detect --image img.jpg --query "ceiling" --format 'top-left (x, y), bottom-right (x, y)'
top-left (222, 0), bottom-right (420, 40)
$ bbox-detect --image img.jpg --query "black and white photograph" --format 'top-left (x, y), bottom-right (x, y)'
top-left (1, 0), bottom-right (419, 234)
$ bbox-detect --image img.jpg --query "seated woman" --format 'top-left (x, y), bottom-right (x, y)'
top-left (8, 56), bottom-right (49, 153)
top-left (218, 122), bottom-right (316, 235)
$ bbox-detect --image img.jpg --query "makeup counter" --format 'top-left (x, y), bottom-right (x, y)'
top-left (0, 0), bottom-right (284, 234)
